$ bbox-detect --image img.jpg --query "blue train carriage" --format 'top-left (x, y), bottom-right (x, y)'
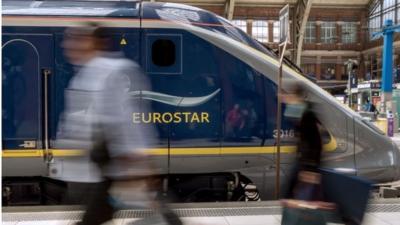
top-left (2, 0), bottom-right (400, 203)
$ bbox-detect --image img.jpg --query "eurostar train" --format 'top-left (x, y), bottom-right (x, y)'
top-left (3, 0), bottom-right (400, 204)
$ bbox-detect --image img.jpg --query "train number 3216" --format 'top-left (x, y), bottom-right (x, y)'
top-left (273, 129), bottom-right (295, 139)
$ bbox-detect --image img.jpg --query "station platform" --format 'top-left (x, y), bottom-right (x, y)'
top-left (3, 199), bottom-right (400, 225)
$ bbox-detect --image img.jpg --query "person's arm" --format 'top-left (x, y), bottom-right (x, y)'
top-left (99, 62), bottom-right (157, 179)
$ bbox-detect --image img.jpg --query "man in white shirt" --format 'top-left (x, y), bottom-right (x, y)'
top-left (57, 23), bottom-right (154, 225)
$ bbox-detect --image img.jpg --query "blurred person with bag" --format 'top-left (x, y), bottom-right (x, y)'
top-left (57, 23), bottom-right (157, 225)
top-left (280, 83), bottom-right (340, 225)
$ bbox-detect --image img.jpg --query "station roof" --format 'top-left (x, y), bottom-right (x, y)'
top-left (146, 0), bottom-right (370, 8)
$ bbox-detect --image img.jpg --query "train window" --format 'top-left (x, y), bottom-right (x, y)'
top-left (3, 40), bottom-right (40, 140)
top-left (2, 35), bottom-right (54, 149)
top-left (219, 51), bottom-right (265, 147)
top-left (146, 34), bottom-right (182, 74)
top-left (152, 39), bottom-right (175, 67)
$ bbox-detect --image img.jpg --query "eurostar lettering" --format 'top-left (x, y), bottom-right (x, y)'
top-left (132, 112), bottom-right (210, 124)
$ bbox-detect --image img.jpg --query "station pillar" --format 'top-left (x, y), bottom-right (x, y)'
top-left (381, 20), bottom-right (394, 113)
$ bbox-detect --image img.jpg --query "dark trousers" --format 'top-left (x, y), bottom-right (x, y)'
top-left (78, 180), bottom-right (114, 225)
top-left (64, 182), bottom-right (94, 205)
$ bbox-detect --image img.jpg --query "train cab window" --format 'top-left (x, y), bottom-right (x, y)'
top-left (146, 34), bottom-right (182, 74)
top-left (152, 39), bottom-right (175, 67)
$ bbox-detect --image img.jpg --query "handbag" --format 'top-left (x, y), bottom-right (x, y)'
top-left (281, 170), bottom-right (344, 225)
top-left (281, 204), bottom-right (342, 225)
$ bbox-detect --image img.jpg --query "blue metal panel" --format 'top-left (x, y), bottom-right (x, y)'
top-left (1, 27), bottom-right (297, 151)
top-left (169, 31), bottom-right (221, 147)
top-left (138, 28), bottom-right (300, 149)
top-left (141, 29), bottom-right (221, 148)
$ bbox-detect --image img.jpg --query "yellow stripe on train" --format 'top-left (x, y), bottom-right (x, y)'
top-left (2, 139), bottom-right (337, 158)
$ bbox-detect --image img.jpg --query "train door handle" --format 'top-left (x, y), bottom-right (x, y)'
top-left (42, 68), bottom-right (52, 162)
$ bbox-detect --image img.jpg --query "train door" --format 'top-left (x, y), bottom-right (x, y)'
top-left (142, 30), bottom-right (222, 173)
top-left (2, 34), bottom-right (53, 176)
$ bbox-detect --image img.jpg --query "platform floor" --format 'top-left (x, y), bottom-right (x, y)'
top-left (3, 200), bottom-right (400, 225)
top-left (2, 213), bottom-right (400, 225)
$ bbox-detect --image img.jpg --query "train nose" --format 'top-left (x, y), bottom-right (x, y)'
top-left (391, 141), bottom-right (400, 180)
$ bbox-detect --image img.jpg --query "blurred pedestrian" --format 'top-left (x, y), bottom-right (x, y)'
top-left (363, 99), bottom-right (378, 116)
top-left (57, 23), bottom-right (155, 225)
top-left (281, 83), bottom-right (337, 225)
top-left (363, 99), bottom-right (372, 112)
